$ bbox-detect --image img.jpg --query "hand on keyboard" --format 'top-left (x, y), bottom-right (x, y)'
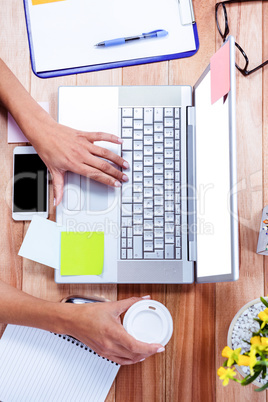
top-left (29, 119), bottom-right (129, 206)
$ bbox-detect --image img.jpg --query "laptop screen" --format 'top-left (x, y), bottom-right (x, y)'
top-left (193, 37), bottom-right (239, 282)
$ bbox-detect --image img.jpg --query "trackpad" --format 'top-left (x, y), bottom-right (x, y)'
top-left (89, 180), bottom-right (108, 211)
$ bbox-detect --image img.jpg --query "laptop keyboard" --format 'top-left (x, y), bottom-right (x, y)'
top-left (120, 106), bottom-right (181, 260)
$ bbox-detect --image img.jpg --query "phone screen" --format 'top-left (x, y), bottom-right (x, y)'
top-left (13, 154), bottom-right (47, 213)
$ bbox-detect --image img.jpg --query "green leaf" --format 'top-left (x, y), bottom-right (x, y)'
top-left (241, 370), bottom-right (262, 386)
top-left (260, 297), bottom-right (268, 308)
top-left (255, 361), bottom-right (268, 367)
top-left (259, 329), bottom-right (268, 335)
top-left (255, 380), bottom-right (268, 392)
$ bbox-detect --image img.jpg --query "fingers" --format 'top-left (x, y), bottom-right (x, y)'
top-left (79, 164), bottom-right (123, 187)
top-left (85, 131), bottom-right (123, 145)
top-left (104, 296), bottom-right (164, 365)
top-left (84, 153), bottom-right (128, 183)
top-left (115, 325), bottom-right (163, 357)
top-left (87, 142), bottom-right (129, 171)
top-left (51, 170), bottom-right (65, 206)
top-left (113, 296), bottom-right (148, 316)
top-left (107, 326), bottom-right (164, 365)
top-left (77, 134), bottom-right (130, 186)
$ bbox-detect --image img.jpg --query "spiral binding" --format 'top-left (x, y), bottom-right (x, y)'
top-left (52, 333), bottom-right (119, 365)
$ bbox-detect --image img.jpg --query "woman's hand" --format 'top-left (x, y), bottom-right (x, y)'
top-left (0, 58), bottom-right (129, 206)
top-left (28, 117), bottom-right (129, 206)
top-left (0, 280), bottom-right (164, 366)
top-left (63, 296), bottom-right (165, 365)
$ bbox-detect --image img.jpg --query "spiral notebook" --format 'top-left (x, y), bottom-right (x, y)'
top-left (0, 325), bottom-right (120, 402)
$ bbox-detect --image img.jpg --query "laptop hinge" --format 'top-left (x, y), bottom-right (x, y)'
top-left (187, 106), bottom-right (197, 261)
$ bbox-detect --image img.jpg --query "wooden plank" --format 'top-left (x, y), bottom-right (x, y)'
top-left (215, 1), bottom-right (265, 400)
top-left (165, 284), bottom-right (195, 402)
top-left (263, 4), bottom-right (268, 400)
top-left (167, 1), bottom-right (216, 401)
top-left (122, 62), bottom-right (168, 86)
top-left (193, 284), bottom-right (216, 402)
top-left (77, 69), bottom-right (122, 86)
top-left (116, 284), bottom-right (166, 402)
top-left (169, 0), bottom-right (216, 87)
top-left (0, 0), bottom-right (31, 336)
top-left (263, 2), bottom-right (268, 300)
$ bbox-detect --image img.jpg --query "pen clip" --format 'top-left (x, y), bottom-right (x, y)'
top-left (142, 30), bottom-right (168, 38)
top-left (142, 30), bottom-right (163, 36)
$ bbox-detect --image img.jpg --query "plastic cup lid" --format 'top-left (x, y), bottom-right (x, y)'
top-left (123, 300), bottom-right (173, 346)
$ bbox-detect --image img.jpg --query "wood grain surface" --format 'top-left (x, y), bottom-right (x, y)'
top-left (0, 1), bottom-right (267, 401)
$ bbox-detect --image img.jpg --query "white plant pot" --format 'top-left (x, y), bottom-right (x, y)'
top-left (227, 297), bottom-right (268, 388)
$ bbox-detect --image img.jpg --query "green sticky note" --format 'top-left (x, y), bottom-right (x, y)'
top-left (60, 232), bottom-right (104, 276)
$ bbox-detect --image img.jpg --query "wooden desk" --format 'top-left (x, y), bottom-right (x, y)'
top-left (0, 1), bottom-right (267, 401)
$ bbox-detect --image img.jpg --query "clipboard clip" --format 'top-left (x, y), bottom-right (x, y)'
top-left (178, 0), bottom-right (195, 25)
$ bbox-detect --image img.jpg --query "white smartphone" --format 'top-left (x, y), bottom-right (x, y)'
top-left (12, 146), bottom-right (49, 221)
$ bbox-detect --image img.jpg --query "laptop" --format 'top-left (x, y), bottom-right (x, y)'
top-left (55, 36), bottom-right (239, 284)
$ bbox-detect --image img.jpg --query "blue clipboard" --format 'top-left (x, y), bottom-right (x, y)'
top-left (23, 0), bottom-right (199, 79)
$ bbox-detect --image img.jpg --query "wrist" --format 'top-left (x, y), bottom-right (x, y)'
top-left (51, 302), bottom-right (78, 336)
top-left (17, 106), bottom-right (56, 145)
top-left (39, 302), bottom-right (73, 335)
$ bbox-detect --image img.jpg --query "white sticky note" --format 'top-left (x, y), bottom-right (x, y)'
top-left (19, 215), bottom-right (62, 269)
top-left (8, 102), bottom-right (49, 143)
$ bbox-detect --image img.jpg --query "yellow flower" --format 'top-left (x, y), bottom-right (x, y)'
top-left (222, 346), bottom-right (241, 367)
top-left (261, 337), bottom-right (268, 346)
top-left (217, 366), bottom-right (237, 386)
top-left (250, 336), bottom-right (268, 352)
top-left (237, 355), bottom-right (251, 366)
top-left (251, 336), bottom-right (261, 346)
top-left (258, 309), bottom-right (268, 329)
top-left (248, 346), bottom-right (258, 376)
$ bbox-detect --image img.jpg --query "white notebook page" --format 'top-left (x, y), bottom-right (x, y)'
top-left (0, 325), bottom-right (120, 402)
top-left (26, 0), bottom-right (196, 73)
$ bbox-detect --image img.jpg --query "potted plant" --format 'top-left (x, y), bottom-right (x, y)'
top-left (218, 297), bottom-right (268, 392)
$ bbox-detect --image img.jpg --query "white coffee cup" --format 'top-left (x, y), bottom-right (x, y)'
top-left (123, 300), bottom-right (173, 346)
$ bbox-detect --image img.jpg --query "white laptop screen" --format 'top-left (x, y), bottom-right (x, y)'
top-left (194, 37), bottom-right (238, 281)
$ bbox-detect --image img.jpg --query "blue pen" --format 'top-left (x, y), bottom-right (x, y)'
top-left (95, 29), bottom-right (168, 47)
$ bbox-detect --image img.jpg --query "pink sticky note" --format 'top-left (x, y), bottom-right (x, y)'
top-left (210, 41), bottom-right (230, 105)
top-left (8, 102), bottom-right (49, 143)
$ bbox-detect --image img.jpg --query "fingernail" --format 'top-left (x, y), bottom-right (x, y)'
top-left (139, 358), bottom-right (145, 362)
top-left (53, 198), bottom-right (56, 206)
top-left (118, 138), bottom-right (123, 144)
top-left (157, 347), bottom-right (165, 353)
top-left (123, 161), bottom-right (129, 169)
top-left (142, 295), bottom-right (151, 299)
top-left (122, 174), bottom-right (128, 182)
top-left (114, 180), bottom-right (122, 187)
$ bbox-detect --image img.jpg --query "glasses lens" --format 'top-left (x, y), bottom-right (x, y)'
top-left (216, 4), bottom-right (227, 38)
top-left (235, 43), bottom-right (248, 72)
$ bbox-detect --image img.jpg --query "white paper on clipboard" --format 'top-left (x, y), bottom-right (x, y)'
top-left (26, 0), bottom-right (196, 73)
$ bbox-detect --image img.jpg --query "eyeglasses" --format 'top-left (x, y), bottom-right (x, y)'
top-left (215, 0), bottom-right (268, 76)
